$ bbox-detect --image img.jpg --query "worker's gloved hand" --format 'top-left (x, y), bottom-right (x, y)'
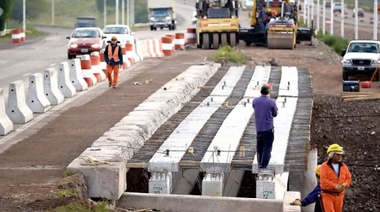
top-left (291, 198), bottom-right (302, 206)
top-left (335, 184), bottom-right (344, 191)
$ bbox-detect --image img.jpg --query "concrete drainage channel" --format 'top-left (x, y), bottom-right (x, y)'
top-left (68, 63), bottom-right (311, 212)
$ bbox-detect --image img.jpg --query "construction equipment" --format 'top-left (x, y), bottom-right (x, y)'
top-left (194, 0), bottom-right (240, 49)
top-left (239, 0), bottom-right (314, 48)
top-left (266, 0), bottom-right (297, 49)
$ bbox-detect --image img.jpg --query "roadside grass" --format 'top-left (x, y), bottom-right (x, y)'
top-left (211, 45), bottom-right (247, 64)
top-left (316, 31), bottom-right (349, 54)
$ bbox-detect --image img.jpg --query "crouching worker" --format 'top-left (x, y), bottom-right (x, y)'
top-left (291, 165), bottom-right (322, 212)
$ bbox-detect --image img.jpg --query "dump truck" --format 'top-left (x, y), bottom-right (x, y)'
top-left (148, 0), bottom-right (177, 31)
top-left (194, 0), bottom-right (240, 49)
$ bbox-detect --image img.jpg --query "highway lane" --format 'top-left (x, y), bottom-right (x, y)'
top-left (0, 0), bottom-right (194, 102)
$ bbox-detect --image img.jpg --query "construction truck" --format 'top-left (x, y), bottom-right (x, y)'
top-left (194, 0), bottom-right (240, 49)
top-left (148, 0), bottom-right (176, 31)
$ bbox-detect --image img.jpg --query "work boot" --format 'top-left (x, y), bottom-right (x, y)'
top-left (108, 83), bottom-right (112, 87)
top-left (113, 85), bottom-right (117, 89)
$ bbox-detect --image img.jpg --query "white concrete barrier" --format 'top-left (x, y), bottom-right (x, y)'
top-left (6, 80), bottom-right (34, 124)
top-left (44, 68), bottom-right (65, 105)
top-left (0, 89), bottom-right (13, 135)
top-left (27, 73), bottom-right (52, 113)
top-left (57, 62), bottom-right (77, 98)
top-left (69, 58), bottom-right (88, 92)
top-left (135, 39), bottom-right (145, 61)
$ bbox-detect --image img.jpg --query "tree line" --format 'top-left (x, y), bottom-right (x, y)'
top-left (0, 0), bottom-right (148, 31)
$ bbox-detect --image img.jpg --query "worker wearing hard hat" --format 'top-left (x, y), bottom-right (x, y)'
top-left (291, 165), bottom-right (322, 212)
top-left (104, 35), bottom-right (123, 89)
top-left (320, 143), bottom-right (352, 212)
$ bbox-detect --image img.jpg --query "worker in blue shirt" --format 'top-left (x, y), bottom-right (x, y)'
top-left (257, 4), bottom-right (267, 33)
top-left (292, 165), bottom-right (323, 212)
top-left (252, 85), bottom-right (278, 169)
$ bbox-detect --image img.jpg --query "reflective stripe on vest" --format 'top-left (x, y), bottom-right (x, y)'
top-left (108, 45), bottom-right (120, 62)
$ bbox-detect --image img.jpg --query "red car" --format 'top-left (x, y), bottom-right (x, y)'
top-left (66, 27), bottom-right (105, 59)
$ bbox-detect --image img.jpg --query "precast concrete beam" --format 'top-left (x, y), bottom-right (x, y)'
top-left (67, 146), bottom-right (127, 200)
top-left (223, 169), bottom-right (245, 197)
top-left (202, 172), bottom-right (224, 196)
top-left (68, 158), bottom-right (126, 200)
top-left (118, 192), bottom-right (284, 212)
top-left (148, 66), bottom-right (245, 173)
top-left (253, 67), bottom-right (299, 174)
top-left (172, 169), bottom-right (199, 194)
top-left (201, 66), bottom-right (271, 173)
top-left (149, 171), bottom-right (172, 194)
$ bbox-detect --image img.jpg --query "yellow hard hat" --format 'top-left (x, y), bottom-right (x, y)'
top-left (111, 35), bottom-right (117, 40)
top-left (327, 143), bottom-right (345, 154)
top-left (266, 8), bottom-right (272, 13)
top-left (314, 165), bottom-right (322, 176)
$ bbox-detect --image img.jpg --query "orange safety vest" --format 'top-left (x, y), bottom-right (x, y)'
top-left (107, 44), bottom-right (120, 62)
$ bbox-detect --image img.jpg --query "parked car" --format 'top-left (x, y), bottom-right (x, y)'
top-left (341, 40), bottom-right (380, 81)
top-left (102, 24), bottom-right (134, 45)
top-left (352, 8), bottom-right (364, 18)
top-left (66, 27), bottom-right (105, 59)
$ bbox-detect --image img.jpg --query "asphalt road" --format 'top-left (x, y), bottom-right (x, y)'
top-left (0, 0), bottom-right (195, 102)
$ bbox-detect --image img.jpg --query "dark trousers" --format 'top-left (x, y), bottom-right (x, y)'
top-left (256, 128), bottom-right (274, 168)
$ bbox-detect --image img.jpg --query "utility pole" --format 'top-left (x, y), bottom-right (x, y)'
top-left (374, 0), bottom-right (378, 40)
top-left (354, 0), bottom-right (358, 39)
top-left (322, 0), bottom-right (325, 35)
top-left (23, 0), bottom-right (26, 30)
top-left (104, 0), bottom-right (107, 27)
top-left (116, 0), bottom-right (119, 25)
top-left (340, 0), bottom-right (344, 38)
top-left (122, 0), bottom-right (125, 25)
top-left (52, 0), bottom-right (55, 25)
top-left (330, 0), bottom-right (333, 35)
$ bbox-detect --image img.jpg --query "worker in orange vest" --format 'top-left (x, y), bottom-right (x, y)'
top-left (320, 143), bottom-right (352, 212)
top-left (104, 35), bottom-right (123, 89)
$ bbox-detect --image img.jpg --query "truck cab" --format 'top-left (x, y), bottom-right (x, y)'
top-left (148, 0), bottom-right (176, 31)
top-left (341, 40), bottom-right (380, 81)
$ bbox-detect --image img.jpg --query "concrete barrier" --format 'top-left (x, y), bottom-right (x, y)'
top-left (57, 62), bottom-right (77, 98)
top-left (118, 192), bottom-right (284, 212)
top-left (69, 58), bottom-right (88, 92)
top-left (134, 39), bottom-right (144, 61)
top-left (153, 39), bottom-right (164, 57)
top-left (44, 68), bottom-right (65, 105)
top-left (0, 89), bottom-right (13, 136)
top-left (6, 80), bottom-right (34, 124)
top-left (27, 73), bottom-right (52, 113)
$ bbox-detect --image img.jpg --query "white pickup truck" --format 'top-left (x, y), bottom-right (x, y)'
top-left (341, 40), bottom-right (380, 81)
